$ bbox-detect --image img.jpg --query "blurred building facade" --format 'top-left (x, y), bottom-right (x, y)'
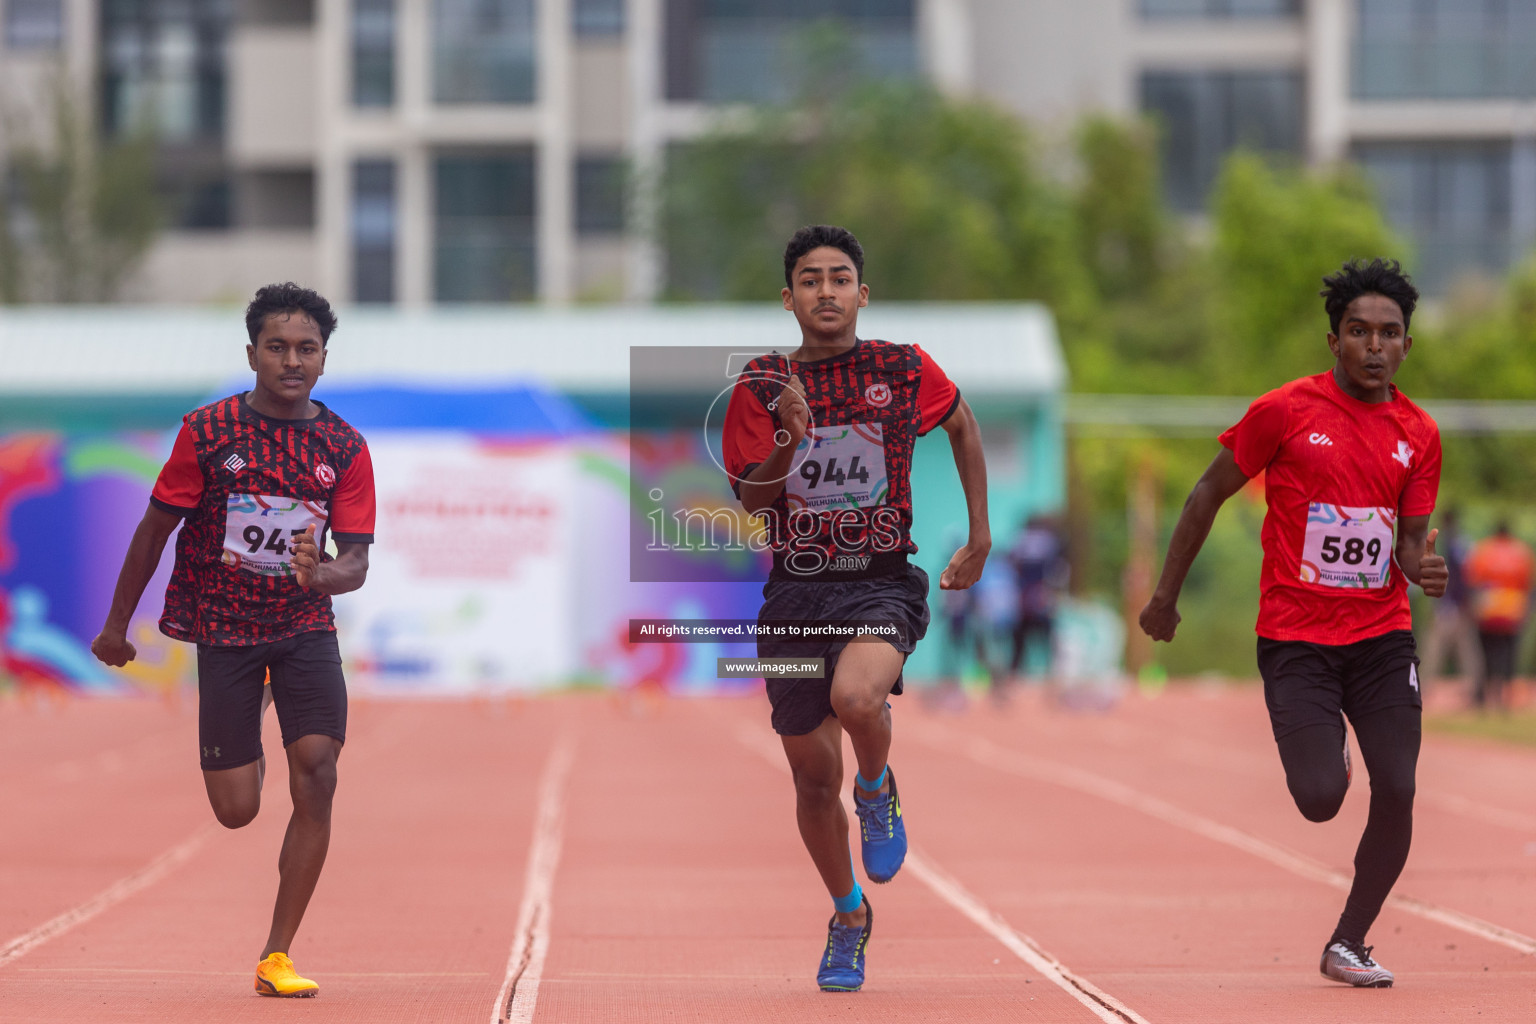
top-left (0, 0), bottom-right (1529, 302)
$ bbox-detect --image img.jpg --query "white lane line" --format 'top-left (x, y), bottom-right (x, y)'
top-left (734, 728), bottom-right (1151, 1024)
top-left (916, 723), bottom-right (1536, 956)
top-left (1420, 790), bottom-right (1536, 834)
top-left (492, 735), bottom-right (576, 1024)
top-left (0, 823), bottom-right (215, 968)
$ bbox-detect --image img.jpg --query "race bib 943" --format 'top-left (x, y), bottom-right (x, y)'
top-left (1300, 502), bottom-right (1394, 589)
top-left (222, 494), bottom-right (328, 576)
top-left (785, 423), bottom-right (890, 512)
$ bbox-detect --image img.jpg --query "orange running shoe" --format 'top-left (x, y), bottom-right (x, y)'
top-left (255, 952), bottom-right (319, 997)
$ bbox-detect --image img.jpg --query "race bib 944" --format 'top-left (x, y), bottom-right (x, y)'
top-left (785, 423), bottom-right (890, 512)
top-left (1300, 502), bottom-right (1394, 589)
top-left (222, 494), bottom-right (328, 576)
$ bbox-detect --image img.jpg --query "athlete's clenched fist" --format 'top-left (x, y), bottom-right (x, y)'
top-left (1418, 527), bottom-right (1448, 599)
top-left (776, 373), bottom-right (810, 448)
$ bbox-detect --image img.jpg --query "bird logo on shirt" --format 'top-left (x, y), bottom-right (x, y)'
top-left (1391, 441), bottom-right (1414, 468)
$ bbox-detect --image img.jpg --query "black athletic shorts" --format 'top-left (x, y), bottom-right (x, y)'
top-left (758, 564), bottom-right (931, 736)
top-left (1256, 629), bottom-right (1422, 741)
top-left (196, 629), bottom-right (347, 770)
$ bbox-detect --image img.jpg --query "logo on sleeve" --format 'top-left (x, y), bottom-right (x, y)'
top-left (315, 463), bottom-right (336, 487)
top-left (1391, 441), bottom-right (1414, 468)
top-left (1308, 433), bottom-right (1333, 446)
top-left (223, 453), bottom-right (247, 474)
top-left (865, 383), bottom-right (892, 408)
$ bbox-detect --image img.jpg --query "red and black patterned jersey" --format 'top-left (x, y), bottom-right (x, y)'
top-left (721, 339), bottom-right (960, 580)
top-left (150, 393), bottom-right (376, 647)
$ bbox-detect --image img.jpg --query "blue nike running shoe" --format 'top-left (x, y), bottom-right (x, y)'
top-left (817, 895), bottom-right (872, 992)
top-left (853, 766), bottom-right (907, 883)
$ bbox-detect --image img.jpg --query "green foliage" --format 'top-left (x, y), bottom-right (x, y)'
top-left (0, 78), bottom-right (160, 303)
top-left (1205, 154), bottom-right (1403, 394)
top-left (661, 80), bottom-right (1091, 314)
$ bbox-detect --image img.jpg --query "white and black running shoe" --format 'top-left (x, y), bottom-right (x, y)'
top-left (1320, 939), bottom-right (1393, 988)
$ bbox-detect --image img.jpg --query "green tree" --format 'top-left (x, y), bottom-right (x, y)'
top-left (0, 79), bottom-right (160, 303)
top-left (1204, 153), bottom-right (1403, 394)
top-left (659, 79), bottom-right (1091, 313)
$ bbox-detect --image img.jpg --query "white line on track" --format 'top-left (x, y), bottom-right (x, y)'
top-left (0, 823), bottom-right (215, 968)
top-left (734, 728), bottom-right (1151, 1024)
top-left (492, 735), bottom-right (577, 1024)
top-left (916, 723), bottom-right (1536, 956)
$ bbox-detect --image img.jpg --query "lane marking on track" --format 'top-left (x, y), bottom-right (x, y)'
top-left (492, 735), bottom-right (576, 1024)
top-left (915, 724), bottom-right (1536, 956)
top-left (734, 728), bottom-right (1151, 1024)
top-left (1419, 790), bottom-right (1536, 833)
top-left (0, 823), bottom-right (215, 968)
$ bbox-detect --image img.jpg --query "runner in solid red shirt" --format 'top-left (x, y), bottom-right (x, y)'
top-left (1139, 259), bottom-right (1447, 989)
top-left (91, 283), bottom-right (375, 998)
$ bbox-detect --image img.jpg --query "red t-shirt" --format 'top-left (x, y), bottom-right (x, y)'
top-left (1219, 371), bottom-right (1441, 645)
top-left (151, 394), bottom-right (376, 646)
top-left (721, 339), bottom-right (959, 580)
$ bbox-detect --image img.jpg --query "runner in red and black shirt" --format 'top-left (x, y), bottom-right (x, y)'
top-left (92, 283), bottom-right (374, 999)
top-left (720, 226), bottom-right (990, 992)
top-left (1140, 259), bottom-right (1448, 990)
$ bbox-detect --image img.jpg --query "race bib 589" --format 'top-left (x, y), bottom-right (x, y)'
top-left (222, 494), bottom-right (328, 576)
top-left (1300, 502), bottom-right (1394, 589)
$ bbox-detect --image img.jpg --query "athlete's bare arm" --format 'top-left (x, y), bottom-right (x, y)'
top-left (1140, 447), bottom-right (1252, 642)
top-left (938, 397), bottom-right (989, 591)
top-left (290, 525), bottom-right (369, 595)
top-left (1396, 517), bottom-right (1447, 598)
top-left (738, 374), bottom-right (809, 515)
top-left (92, 504), bottom-right (182, 666)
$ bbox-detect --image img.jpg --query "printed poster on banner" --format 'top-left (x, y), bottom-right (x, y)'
top-left (333, 434), bottom-right (575, 692)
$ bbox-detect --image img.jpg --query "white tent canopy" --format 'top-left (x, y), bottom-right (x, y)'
top-left (0, 303), bottom-right (1066, 397)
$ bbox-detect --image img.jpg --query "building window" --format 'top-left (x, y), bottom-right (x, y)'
top-left (434, 151), bottom-right (536, 301)
top-left (101, 0), bottom-right (231, 143)
top-left (1354, 0), bottom-right (1536, 100)
top-left (353, 160), bottom-right (396, 303)
top-left (1140, 70), bottom-right (1304, 211)
top-left (162, 172), bottom-right (232, 229)
top-left (575, 155), bottom-right (625, 235)
top-left (433, 0), bottom-right (536, 104)
top-left (665, 0), bottom-right (917, 104)
top-left (353, 0), bottom-right (394, 107)
top-left (1140, 0), bottom-right (1298, 17)
top-left (1354, 141), bottom-right (1515, 293)
top-left (574, 0), bottom-right (623, 36)
top-left (237, 168), bottom-right (315, 229)
top-left (5, 0), bottom-right (64, 48)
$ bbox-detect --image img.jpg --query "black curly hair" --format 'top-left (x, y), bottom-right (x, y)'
top-left (783, 225), bottom-right (865, 287)
top-left (244, 282), bottom-right (338, 345)
top-left (1320, 259), bottom-right (1419, 335)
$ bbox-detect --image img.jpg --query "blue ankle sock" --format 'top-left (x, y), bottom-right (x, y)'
top-left (833, 882), bottom-right (864, 914)
top-left (855, 765), bottom-right (888, 792)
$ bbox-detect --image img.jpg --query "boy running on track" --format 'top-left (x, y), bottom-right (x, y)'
top-left (91, 283), bottom-right (375, 998)
top-left (721, 225), bottom-right (990, 991)
top-left (1140, 258), bottom-right (1446, 988)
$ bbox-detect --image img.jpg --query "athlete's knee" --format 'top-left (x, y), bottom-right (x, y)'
top-left (287, 739), bottom-right (340, 809)
top-left (1369, 772), bottom-right (1415, 814)
top-left (789, 764), bottom-right (841, 809)
top-left (1288, 774), bottom-right (1348, 822)
top-left (829, 687), bottom-right (887, 727)
top-left (210, 794), bottom-right (259, 829)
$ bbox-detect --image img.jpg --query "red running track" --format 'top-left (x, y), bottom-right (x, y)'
top-left (0, 685), bottom-right (1533, 1023)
